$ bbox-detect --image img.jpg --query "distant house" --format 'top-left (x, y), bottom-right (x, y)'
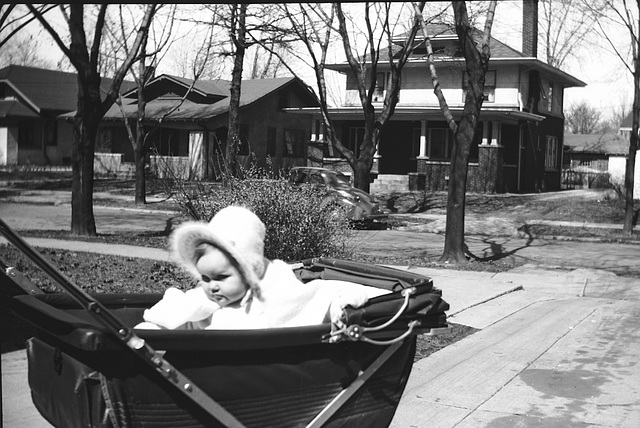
top-left (99, 74), bottom-right (319, 179)
top-left (613, 112), bottom-right (640, 196)
top-left (0, 65), bottom-right (135, 167)
top-left (562, 133), bottom-right (629, 189)
top-left (563, 133), bottom-right (628, 171)
top-left (288, 0), bottom-right (586, 193)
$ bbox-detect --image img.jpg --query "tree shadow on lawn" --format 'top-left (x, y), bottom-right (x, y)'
top-left (463, 228), bottom-right (538, 265)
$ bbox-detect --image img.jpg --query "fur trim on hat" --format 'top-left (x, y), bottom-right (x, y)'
top-left (170, 206), bottom-right (267, 296)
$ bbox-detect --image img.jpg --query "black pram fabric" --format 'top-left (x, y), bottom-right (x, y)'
top-left (9, 257), bottom-right (449, 428)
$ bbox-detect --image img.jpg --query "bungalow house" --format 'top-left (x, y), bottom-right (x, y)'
top-left (288, 0), bottom-right (586, 193)
top-left (1, 65), bottom-right (319, 180)
top-left (0, 65), bottom-right (136, 167)
top-left (99, 74), bottom-right (319, 180)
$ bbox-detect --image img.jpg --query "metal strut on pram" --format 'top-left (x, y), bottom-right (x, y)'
top-left (1, 217), bottom-right (450, 428)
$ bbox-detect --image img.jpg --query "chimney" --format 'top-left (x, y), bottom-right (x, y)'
top-left (522, 0), bottom-right (538, 58)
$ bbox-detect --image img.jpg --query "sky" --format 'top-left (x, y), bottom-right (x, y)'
top-left (13, 2), bottom-right (635, 120)
top-left (490, 1), bottom-right (633, 116)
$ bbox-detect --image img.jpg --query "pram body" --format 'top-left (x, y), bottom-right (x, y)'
top-left (3, 229), bottom-right (449, 428)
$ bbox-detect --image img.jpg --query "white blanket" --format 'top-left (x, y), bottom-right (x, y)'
top-left (135, 260), bottom-right (388, 330)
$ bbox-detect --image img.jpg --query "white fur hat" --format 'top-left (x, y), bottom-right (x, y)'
top-left (170, 206), bottom-right (267, 294)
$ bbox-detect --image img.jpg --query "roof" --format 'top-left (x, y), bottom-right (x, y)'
top-left (0, 64), bottom-right (137, 116)
top-left (327, 23), bottom-right (585, 88)
top-left (102, 75), bottom-right (318, 121)
top-left (122, 74), bottom-right (228, 100)
top-left (564, 133), bottom-right (629, 156)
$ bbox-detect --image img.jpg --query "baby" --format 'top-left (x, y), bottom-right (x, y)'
top-left (135, 205), bottom-right (387, 330)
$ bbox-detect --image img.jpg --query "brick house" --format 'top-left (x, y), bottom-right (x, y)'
top-left (289, 0), bottom-right (586, 193)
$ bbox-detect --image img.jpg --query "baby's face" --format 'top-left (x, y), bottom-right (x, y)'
top-left (195, 247), bottom-right (247, 306)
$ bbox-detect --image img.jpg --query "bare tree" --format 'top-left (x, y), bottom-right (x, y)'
top-left (109, 5), bottom-right (178, 205)
top-left (413, 1), bottom-right (497, 263)
top-left (256, 2), bottom-right (425, 192)
top-left (590, 0), bottom-right (638, 234)
top-left (540, 0), bottom-right (609, 68)
top-left (565, 101), bottom-right (602, 133)
top-left (27, 4), bottom-right (156, 235)
top-left (0, 4), bottom-right (56, 49)
top-left (223, 3), bottom-right (248, 178)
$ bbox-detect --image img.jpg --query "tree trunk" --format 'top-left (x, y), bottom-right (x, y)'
top-left (225, 4), bottom-right (247, 178)
top-left (440, 120), bottom-right (474, 263)
top-left (439, 0), bottom-right (493, 263)
top-left (623, 32), bottom-right (639, 234)
top-left (71, 108), bottom-right (98, 236)
top-left (134, 127), bottom-right (146, 205)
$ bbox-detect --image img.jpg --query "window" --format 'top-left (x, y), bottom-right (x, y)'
top-left (462, 70), bottom-right (495, 103)
top-left (372, 72), bottom-right (388, 102)
top-left (283, 129), bottom-right (306, 158)
top-left (429, 128), bottom-right (449, 158)
top-left (96, 128), bottom-right (113, 152)
top-left (267, 127), bottom-right (276, 157)
top-left (18, 121), bottom-right (37, 148)
top-left (45, 120), bottom-right (57, 147)
top-left (545, 136), bottom-right (558, 170)
top-left (547, 85), bottom-right (553, 112)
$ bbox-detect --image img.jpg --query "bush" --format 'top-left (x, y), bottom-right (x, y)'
top-left (172, 165), bottom-right (356, 262)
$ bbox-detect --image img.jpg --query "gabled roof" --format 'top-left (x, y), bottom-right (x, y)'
top-left (564, 133), bottom-right (629, 156)
top-left (394, 23), bottom-right (525, 59)
top-left (121, 74), bottom-right (228, 101)
top-left (0, 64), bottom-right (137, 116)
top-left (102, 75), bottom-right (318, 121)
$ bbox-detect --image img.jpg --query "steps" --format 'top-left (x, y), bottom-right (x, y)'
top-left (370, 174), bottom-right (410, 192)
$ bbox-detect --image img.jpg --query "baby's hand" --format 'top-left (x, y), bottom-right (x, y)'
top-left (142, 287), bottom-right (219, 329)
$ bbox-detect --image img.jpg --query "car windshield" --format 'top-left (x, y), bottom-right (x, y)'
top-left (323, 172), bottom-right (350, 186)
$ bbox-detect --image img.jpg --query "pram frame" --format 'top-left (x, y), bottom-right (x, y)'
top-left (1, 218), bottom-right (448, 428)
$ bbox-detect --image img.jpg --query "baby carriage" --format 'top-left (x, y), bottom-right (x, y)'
top-left (0, 219), bottom-right (449, 428)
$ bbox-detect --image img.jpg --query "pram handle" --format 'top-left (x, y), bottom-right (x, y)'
top-left (0, 218), bottom-right (247, 428)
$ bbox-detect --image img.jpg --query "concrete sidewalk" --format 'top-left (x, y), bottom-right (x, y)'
top-left (3, 237), bottom-right (640, 427)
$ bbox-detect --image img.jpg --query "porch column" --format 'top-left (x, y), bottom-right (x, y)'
top-left (310, 119), bottom-right (317, 141)
top-left (481, 120), bottom-right (490, 145)
top-left (491, 121), bottom-right (501, 146)
top-left (189, 131), bottom-right (204, 180)
top-left (418, 120), bottom-right (427, 158)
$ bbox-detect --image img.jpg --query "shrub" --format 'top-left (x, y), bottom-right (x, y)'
top-left (172, 164), bottom-right (356, 262)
